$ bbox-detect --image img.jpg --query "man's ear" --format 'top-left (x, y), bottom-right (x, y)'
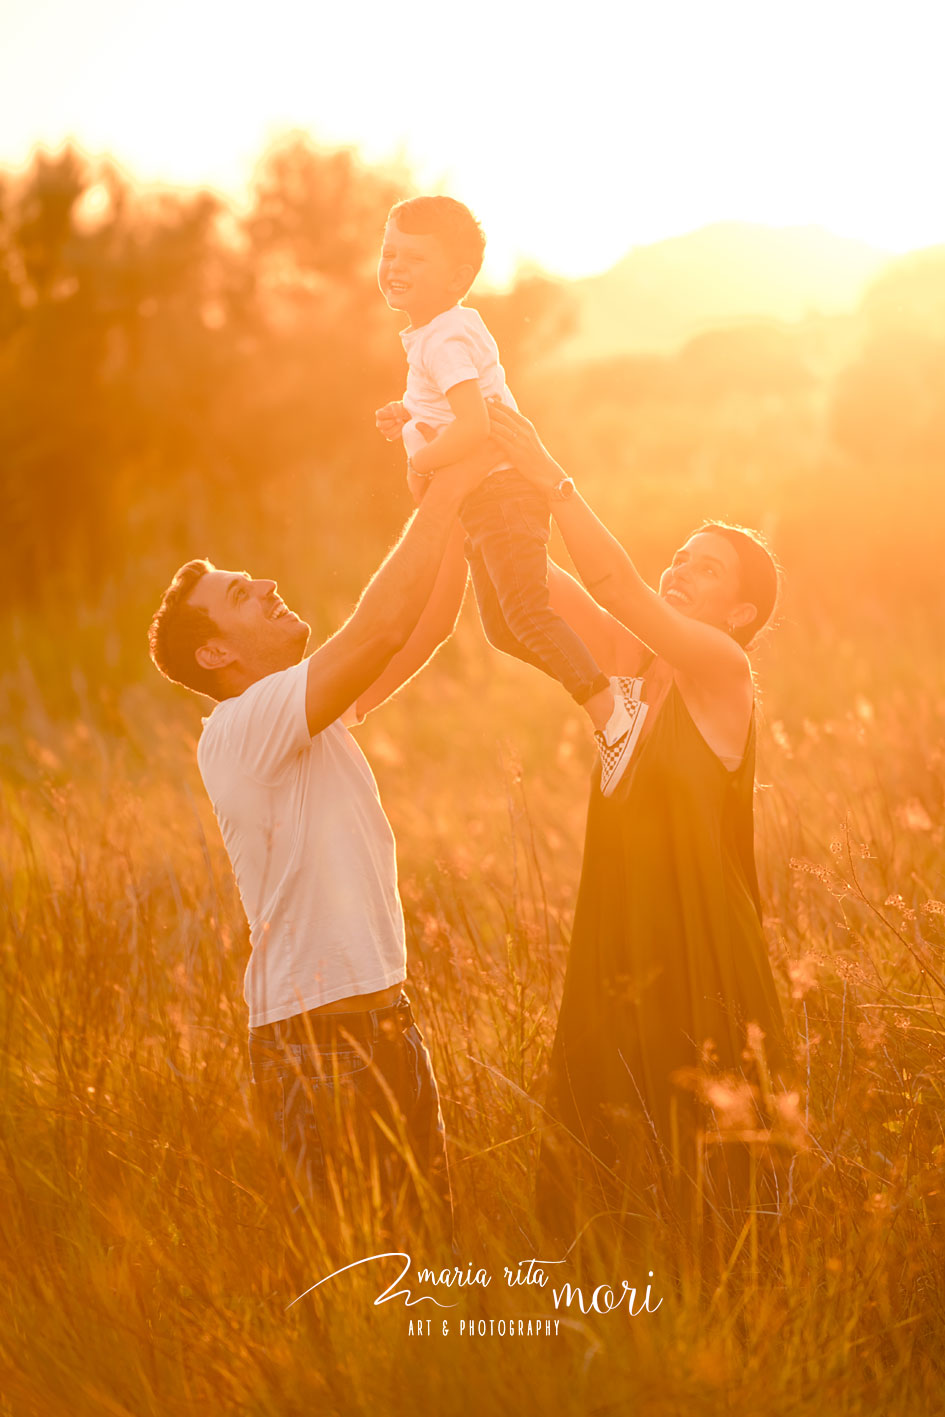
top-left (195, 640), bottom-right (234, 673)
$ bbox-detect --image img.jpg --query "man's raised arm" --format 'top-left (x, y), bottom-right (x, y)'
top-left (350, 520), bottom-right (469, 723)
top-left (304, 455), bottom-right (488, 737)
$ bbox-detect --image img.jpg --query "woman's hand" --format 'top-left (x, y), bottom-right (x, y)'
top-left (487, 400), bottom-right (566, 493)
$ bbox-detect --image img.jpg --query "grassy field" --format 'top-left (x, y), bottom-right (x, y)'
top-left (2, 554), bottom-right (945, 1417)
top-left (2, 138), bottom-right (944, 1415)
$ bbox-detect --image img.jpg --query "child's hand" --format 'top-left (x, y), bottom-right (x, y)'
top-left (375, 401), bottom-right (409, 441)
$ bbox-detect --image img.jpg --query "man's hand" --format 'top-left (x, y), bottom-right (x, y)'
top-left (407, 468), bottom-right (433, 504)
top-left (376, 401), bottom-right (410, 441)
top-left (406, 422), bottom-right (437, 504)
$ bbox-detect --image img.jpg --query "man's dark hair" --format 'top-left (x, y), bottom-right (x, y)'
top-left (148, 558), bottom-right (221, 697)
top-left (388, 196), bottom-right (486, 291)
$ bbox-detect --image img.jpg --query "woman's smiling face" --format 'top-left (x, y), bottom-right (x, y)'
top-left (658, 531), bottom-right (756, 635)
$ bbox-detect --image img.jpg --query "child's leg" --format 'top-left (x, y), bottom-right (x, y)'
top-left (465, 535), bottom-right (558, 681)
top-left (462, 472), bottom-right (647, 797)
top-left (461, 471), bottom-right (612, 723)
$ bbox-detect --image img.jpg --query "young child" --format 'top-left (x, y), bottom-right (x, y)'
top-left (375, 196), bottom-right (646, 796)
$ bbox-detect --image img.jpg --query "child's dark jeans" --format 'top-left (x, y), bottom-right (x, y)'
top-left (460, 467), bottom-right (609, 705)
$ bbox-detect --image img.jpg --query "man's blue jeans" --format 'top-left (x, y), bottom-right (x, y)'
top-left (460, 467), bottom-right (609, 705)
top-left (248, 993), bottom-right (452, 1245)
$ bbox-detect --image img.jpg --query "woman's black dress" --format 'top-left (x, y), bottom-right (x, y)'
top-left (537, 674), bottom-right (789, 1232)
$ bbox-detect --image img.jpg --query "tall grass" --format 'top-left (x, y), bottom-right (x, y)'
top-left (2, 590), bottom-right (944, 1416)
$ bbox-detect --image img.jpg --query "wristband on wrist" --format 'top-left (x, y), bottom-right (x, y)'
top-left (550, 475), bottom-right (576, 501)
top-left (407, 458), bottom-right (434, 480)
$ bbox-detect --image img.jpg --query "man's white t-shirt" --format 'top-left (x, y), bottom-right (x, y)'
top-left (197, 658), bottom-right (407, 1027)
top-left (399, 305), bottom-right (518, 468)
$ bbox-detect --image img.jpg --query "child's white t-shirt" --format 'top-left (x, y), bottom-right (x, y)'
top-left (399, 305), bottom-right (518, 467)
top-left (197, 658), bottom-right (407, 1027)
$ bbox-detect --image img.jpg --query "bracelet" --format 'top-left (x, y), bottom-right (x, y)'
top-left (407, 458), bottom-right (435, 480)
top-left (550, 475), bottom-right (576, 501)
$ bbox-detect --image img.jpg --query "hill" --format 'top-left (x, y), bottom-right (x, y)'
top-left (548, 222), bottom-right (891, 361)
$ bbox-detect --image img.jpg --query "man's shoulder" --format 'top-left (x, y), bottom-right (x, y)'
top-left (197, 659), bottom-right (313, 779)
top-left (202, 658), bottom-right (306, 724)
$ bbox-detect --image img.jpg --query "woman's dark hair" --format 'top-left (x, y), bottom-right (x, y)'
top-left (696, 522), bottom-right (781, 648)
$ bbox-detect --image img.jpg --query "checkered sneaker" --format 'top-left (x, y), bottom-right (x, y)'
top-left (595, 695), bottom-right (649, 798)
top-left (612, 675), bottom-right (646, 705)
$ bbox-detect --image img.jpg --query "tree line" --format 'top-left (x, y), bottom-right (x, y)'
top-left (1, 136), bottom-right (943, 633)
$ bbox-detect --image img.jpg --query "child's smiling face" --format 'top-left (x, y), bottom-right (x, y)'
top-left (377, 220), bottom-right (471, 328)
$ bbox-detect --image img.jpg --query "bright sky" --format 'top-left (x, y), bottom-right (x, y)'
top-left (2, 0), bottom-right (943, 283)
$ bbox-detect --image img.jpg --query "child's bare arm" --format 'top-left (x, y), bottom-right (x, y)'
top-left (409, 380), bottom-right (490, 474)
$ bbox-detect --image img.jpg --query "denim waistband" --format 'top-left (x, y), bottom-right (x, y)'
top-left (249, 991), bottom-right (412, 1046)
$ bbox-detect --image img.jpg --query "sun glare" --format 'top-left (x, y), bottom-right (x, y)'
top-left (0, 0), bottom-right (942, 282)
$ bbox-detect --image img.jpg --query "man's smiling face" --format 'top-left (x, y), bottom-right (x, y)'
top-left (188, 569), bottom-right (311, 692)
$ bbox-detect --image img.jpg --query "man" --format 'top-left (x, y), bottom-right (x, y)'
top-left (148, 446), bottom-right (490, 1243)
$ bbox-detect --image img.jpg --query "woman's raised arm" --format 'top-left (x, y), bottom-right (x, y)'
top-left (488, 403), bottom-right (749, 689)
top-left (548, 561), bottom-right (647, 676)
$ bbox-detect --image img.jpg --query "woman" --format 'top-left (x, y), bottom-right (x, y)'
top-left (488, 402), bottom-right (791, 1239)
